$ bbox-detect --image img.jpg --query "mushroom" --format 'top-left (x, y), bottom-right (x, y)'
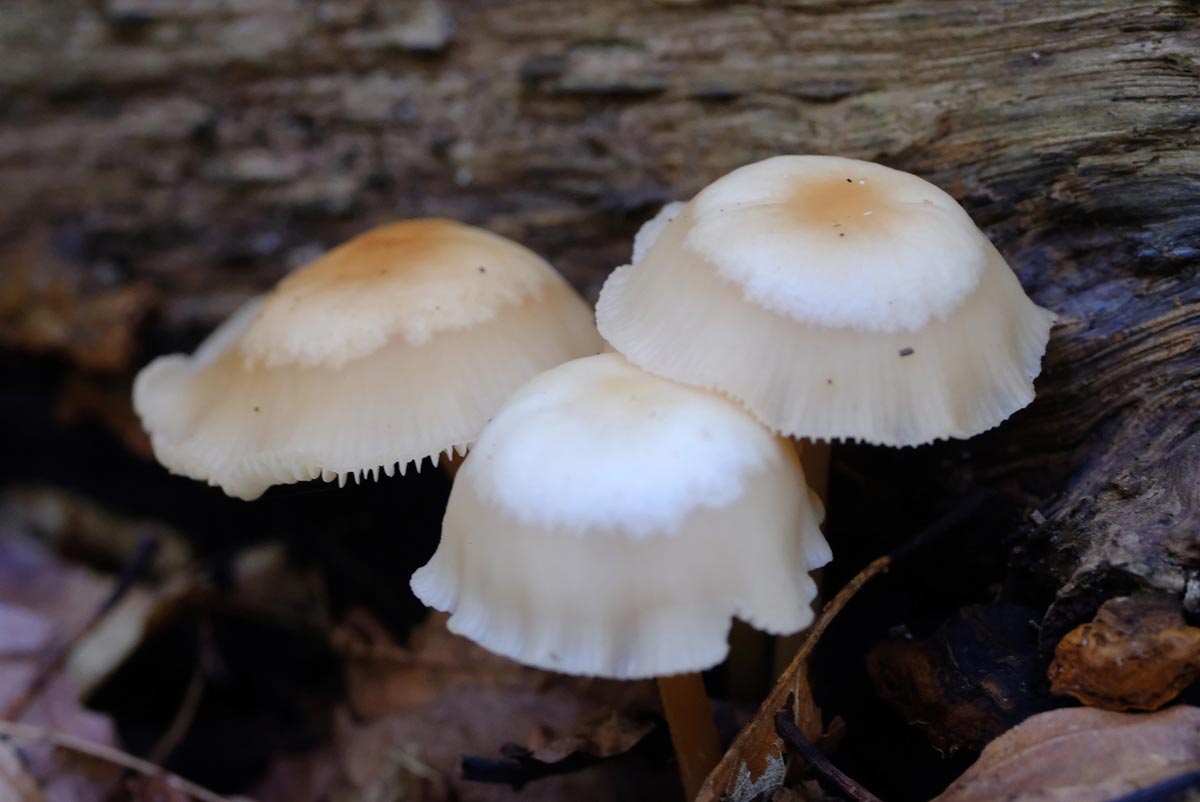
top-left (133, 219), bottom-right (603, 500)
top-left (412, 352), bottom-right (831, 798)
top-left (599, 155), bottom-right (1055, 677)
top-left (596, 155), bottom-right (1056, 447)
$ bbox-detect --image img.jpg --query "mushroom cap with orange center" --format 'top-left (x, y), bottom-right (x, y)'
top-left (134, 219), bottom-right (603, 499)
top-left (597, 156), bottom-right (1056, 446)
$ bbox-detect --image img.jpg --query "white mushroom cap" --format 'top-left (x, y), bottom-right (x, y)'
top-left (411, 353), bottom-right (831, 680)
top-left (630, 201), bottom-right (686, 265)
top-left (597, 156), bottom-right (1056, 446)
top-left (133, 219), bottom-right (603, 500)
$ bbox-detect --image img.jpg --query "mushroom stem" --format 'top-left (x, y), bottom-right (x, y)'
top-left (658, 673), bottom-right (722, 801)
top-left (441, 449), bottom-right (464, 479)
top-left (773, 438), bottom-right (832, 678)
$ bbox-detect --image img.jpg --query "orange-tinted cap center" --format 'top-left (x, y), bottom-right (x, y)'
top-left (786, 176), bottom-right (887, 233)
top-left (312, 220), bottom-right (460, 284)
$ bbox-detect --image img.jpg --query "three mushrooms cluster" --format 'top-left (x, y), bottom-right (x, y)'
top-left (135, 155), bottom-right (1055, 799)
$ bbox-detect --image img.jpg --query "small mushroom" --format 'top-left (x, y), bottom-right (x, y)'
top-left (597, 155), bottom-right (1056, 446)
top-left (412, 352), bottom-right (830, 798)
top-left (133, 219), bottom-right (602, 499)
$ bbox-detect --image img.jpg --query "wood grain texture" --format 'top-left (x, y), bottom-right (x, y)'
top-left (1, 0), bottom-right (1198, 787)
top-left (4, 1), bottom-right (1196, 301)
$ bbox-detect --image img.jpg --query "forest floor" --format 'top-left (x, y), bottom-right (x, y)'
top-left (1, 439), bottom-right (1197, 802)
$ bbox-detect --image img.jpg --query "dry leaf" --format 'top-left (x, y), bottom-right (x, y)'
top-left (335, 610), bottom-right (656, 723)
top-left (527, 710), bottom-right (655, 764)
top-left (0, 530), bottom-right (132, 802)
top-left (1048, 592), bottom-right (1200, 711)
top-left (724, 748), bottom-right (787, 802)
top-left (0, 524), bottom-right (161, 698)
top-left (0, 742), bottom-right (47, 802)
top-left (334, 609), bottom-right (546, 718)
top-left (932, 705), bottom-right (1200, 802)
top-left (319, 611), bottom-right (665, 802)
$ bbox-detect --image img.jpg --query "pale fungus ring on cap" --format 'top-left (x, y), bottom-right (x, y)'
top-left (596, 155), bottom-right (1057, 447)
top-left (411, 353), bottom-right (831, 680)
top-left (133, 219), bottom-right (603, 500)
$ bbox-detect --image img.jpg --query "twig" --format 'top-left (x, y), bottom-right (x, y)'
top-left (2, 534), bottom-right (159, 722)
top-left (0, 720), bottom-right (235, 802)
top-left (698, 491), bottom-right (992, 801)
top-left (775, 712), bottom-right (882, 802)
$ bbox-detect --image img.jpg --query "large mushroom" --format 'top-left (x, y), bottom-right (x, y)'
top-left (134, 219), bottom-right (602, 499)
top-left (598, 155), bottom-right (1056, 678)
top-left (412, 352), bottom-right (831, 799)
top-left (597, 155), bottom-right (1056, 447)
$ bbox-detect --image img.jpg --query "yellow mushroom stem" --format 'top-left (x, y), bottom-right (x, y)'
top-left (440, 449), bottom-right (464, 479)
top-left (658, 673), bottom-right (723, 801)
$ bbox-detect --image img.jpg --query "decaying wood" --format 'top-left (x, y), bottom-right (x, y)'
top-left (2, 0), bottom-right (1198, 796)
top-left (866, 602), bottom-right (1052, 754)
top-left (4, 1), bottom-right (1196, 316)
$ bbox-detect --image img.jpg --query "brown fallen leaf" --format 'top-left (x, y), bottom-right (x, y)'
top-left (932, 705), bottom-right (1200, 802)
top-left (1048, 592), bottom-right (1200, 711)
top-left (333, 609), bottom-right (546, 718)
top-left (334, 610), bottom-right (657, 723)
top-left (308, 610), bottom-right (667, 802)
top-left (458, 709), bottom-right (658, 790)
top-left (330, 685), bottom-right (664, 802)
top-left (527, 710), bottom-right (655, 764)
